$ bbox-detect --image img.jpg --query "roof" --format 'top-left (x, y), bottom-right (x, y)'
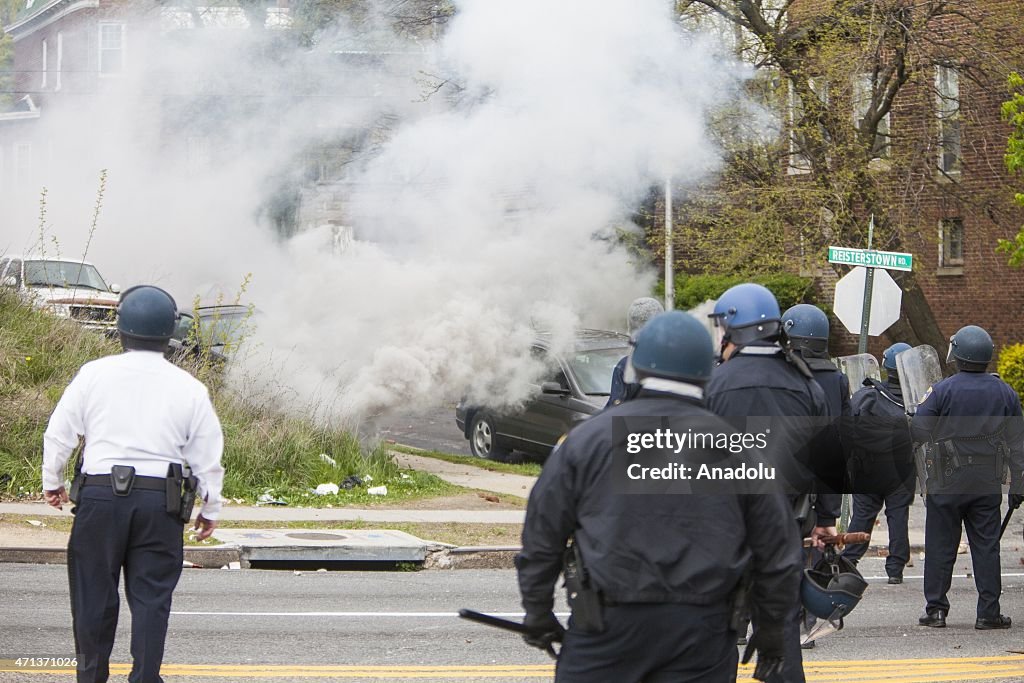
top-left (533, 328), bottom-right (631, 352)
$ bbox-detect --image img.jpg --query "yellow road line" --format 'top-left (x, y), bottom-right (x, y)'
top-left (1, 657), bottom-right (1022, 680)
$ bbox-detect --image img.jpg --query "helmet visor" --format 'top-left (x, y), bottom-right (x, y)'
top-left (946, 335), bottom-right (956, 364)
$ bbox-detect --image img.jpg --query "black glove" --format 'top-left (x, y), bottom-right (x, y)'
top-left (741, 622), bottom-right (784, 682)
top-left (522, 610), bottom-right (564, 657)
top-left (1010, 493), bottom-right (1024, 511)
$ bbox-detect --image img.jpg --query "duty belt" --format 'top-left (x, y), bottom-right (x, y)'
top-left (82, 474), bottom-right (166, 491)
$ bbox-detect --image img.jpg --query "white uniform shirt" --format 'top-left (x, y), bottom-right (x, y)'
top-left (42, 350), bottom-right (225, 519)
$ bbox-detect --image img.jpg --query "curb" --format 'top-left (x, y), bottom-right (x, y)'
top-left (0, 546), bottom-right (242, 568)
top-left (0, 542), bottom-right (931, 570)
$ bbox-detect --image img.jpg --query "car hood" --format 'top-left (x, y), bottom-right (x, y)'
top-left (28, 286), bottom-right (119, 306)
top-left (580, 395), bottom-right (606, 411)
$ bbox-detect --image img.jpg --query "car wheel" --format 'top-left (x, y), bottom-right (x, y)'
top-left (469, 413), bottom-right (511, 461)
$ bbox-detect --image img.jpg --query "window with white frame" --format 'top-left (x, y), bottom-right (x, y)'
top-left (99, 23), bottom-right (125, 75)
top-left (55, 32), bottom-right (63, 91)
top-left (788, 79), bottom-right (828, 174)
top-left (40, 39), bottom-right (47, 88)
top-left (939, 217), bottom-right (964, 267)
top-left (853, 74), bottom-right (890, 158)
top-left (935, 65), bottom-right (961, 174)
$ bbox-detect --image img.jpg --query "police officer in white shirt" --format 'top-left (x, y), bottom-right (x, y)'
top-left (42, 285), bottom-right (225, 683)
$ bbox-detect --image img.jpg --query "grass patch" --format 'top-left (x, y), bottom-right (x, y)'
top-left (0, 291), bottom-right (455, 505)
top-left (390, 444), bottom-right (543, 477)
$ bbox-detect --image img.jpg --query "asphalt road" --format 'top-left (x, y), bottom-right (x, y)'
top-left (2, 557), bottom-right (1024, 682)
top-left (376, 405), bottom-right (473, 457)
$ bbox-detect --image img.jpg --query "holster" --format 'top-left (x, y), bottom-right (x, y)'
top-left (563, 539), bottom-right (605, 634)
top-left (166, 463), bottom-right (199, 523)
top-left (67, 442), bottom-right (85, 506)
top-left (793, 493), bottom-right (817, 537)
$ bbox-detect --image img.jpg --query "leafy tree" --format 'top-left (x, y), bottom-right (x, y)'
top-left (0, 0), bottom-right (22, 110)
top-left (671, 0), bottom-right (1022, 349)
top-left (997, 72), bottom-right (1024, 267)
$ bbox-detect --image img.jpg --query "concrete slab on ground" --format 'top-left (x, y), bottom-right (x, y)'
top-left (211, 528), bottom-right (437, 564)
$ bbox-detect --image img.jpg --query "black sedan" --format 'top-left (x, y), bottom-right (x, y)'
top-left (456, 329), bottom-right (629, 461)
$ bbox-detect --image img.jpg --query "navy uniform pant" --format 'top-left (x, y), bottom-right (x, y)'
top-left (843, 490), bottom-right (914, 576)
top-left (68, 485), bottom-right (184, 683)
top-left (924, 493), bottom-right (1002, 619)
top-left (555, 602), bottom-right (737, 683)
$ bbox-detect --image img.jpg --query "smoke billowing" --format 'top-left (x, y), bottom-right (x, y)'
top-left (0, 0), bottom-right (746, 425)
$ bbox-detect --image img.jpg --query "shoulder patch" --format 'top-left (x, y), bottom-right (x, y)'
top-left (920, 386), bottom-right (933, 404)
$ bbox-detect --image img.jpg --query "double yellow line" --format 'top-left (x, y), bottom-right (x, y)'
top-left (1, 656), bottom-right (1022, 680)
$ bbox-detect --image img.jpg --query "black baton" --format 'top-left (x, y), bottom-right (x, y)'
top-left (458, 609), bottom-right (558, 660)
top-left (999, 508), bottom-right (1014, 540)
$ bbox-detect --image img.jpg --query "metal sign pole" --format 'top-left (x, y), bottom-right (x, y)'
top-left (856, 216), bottom-right (876, 355)
top-left (665, 177), bottom-right (674, 311)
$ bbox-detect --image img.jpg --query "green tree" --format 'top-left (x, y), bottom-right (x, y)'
top-left (0, 0), bottom-right (21, 110)
top-left (997, 72), bottom-right (1024, 266)
top-left (673, 0), bottom-right (1022, 349)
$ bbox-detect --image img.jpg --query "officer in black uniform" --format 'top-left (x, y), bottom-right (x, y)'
top-left (705, 284), bottom-right (837, 683)
top-left (912, 325), bottom-right (1024, 629)
top-left (517, 311), bottom-right (802, 682)
top-left (605, 296), bottom-right (664, 407)
top-left (42, 286), bottom-right (225, 683)
top-left (781, 304), bottom-right (850, 496)
top-left (842, 343), bottom-right (916, 583)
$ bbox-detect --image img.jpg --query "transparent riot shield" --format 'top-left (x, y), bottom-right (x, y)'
top-left (895, 345), bottom-right (943, 495)
top-left (836, 354), bottom-right (881, 396)
top-left (895, 345), bottom-right (943, 415)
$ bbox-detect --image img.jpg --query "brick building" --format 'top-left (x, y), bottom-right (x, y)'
top-left (670, 0), bottom-right (1024, 357)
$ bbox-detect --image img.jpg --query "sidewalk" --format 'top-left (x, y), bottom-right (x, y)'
top-left (3, 445), bottom-right (1023, 567)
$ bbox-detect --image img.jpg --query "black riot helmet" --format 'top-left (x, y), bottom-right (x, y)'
top-left (782, 304), bottom-right (830, 354)
top-left (629, 311), bottom-right (714, 385)
top-left (800, 552), bottom-right (868, 620)
top-left (117, 285), bottom-right (178, 345)
top-left (947, 325), bottom-right (993, 372)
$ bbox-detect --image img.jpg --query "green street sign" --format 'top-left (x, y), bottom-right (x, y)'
top-left (828, 246), bottom-right (913, 271)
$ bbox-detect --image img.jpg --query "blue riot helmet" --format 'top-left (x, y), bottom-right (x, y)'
top-left (947, 325), bottom-right (993, 370)
top-left (782, 304), bottom-right (830, 354)
top-left (882, 342), bottom-right (912, 372)
top-left (709, 283), bottom-right (782, 348)
top-left (117, 285), bottom-right (179, 342)
top-left (629, 311), bottom-right (714, 385)
top-left (801, 553), bottom-right (868, 620)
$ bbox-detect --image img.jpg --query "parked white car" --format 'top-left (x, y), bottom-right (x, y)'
top-left (0, 255), bottom-right (121, 332)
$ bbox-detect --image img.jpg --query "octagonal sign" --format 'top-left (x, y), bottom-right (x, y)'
top-left (833, 266), bottom-right (902, 336)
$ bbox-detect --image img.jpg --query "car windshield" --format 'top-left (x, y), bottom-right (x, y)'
top-left (566, 347), bottom-right (627, 395)
top-left (197, 309), bottom-right (251, 347)
top-left (23, 260), bottom-right (109, 291)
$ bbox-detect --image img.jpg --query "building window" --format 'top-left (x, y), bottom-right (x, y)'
top-left (55, 33), bottom-right (63, 91)
top-left (99, 23), bottom-right (125, 75)
top-left (40, 39), bottom-right (47, 88)
top-left (939, 217), bottom-right (964, 267)
top-left (853, 74), bottom-right (890, 158)
top-left (788, 79), bottom-right (828, 174)
top-left (935, 65), bottom-right (961, 174)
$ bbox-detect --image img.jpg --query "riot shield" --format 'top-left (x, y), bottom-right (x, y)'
top-left (894, 345), bottom-right (943, 496)
top-left (895, 345), bottom-right (943, 415)
top-left (836, 354), bottom-right (881, 396)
